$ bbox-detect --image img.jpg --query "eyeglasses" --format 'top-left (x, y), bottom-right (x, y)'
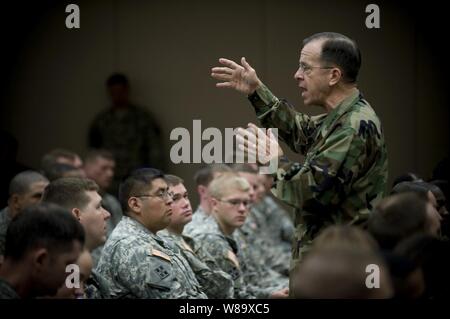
top-left (218, 198), bottom-right (250, 208)
top-left (298, 62), bottom-right (334, 75)
top-left (134, 189), bottom-right (172, 201)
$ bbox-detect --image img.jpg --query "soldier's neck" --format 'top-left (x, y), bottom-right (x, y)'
top-left (0, 260), bottom-right (32, 298)
top-left (216, 218), bottom-right (235, 236)
top-left (167, 224), bottom-right (184, 236)
top-left (200, 201), bottom-right (211, 215)
top-left (324, 85), bottom-right (358, 113)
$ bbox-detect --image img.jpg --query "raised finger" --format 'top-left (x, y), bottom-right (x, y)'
top-left (219, 58), bottom-right (241, 69)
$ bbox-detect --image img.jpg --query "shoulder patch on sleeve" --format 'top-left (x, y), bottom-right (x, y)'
top-left (226, 250), bottom-right (240, 268)
top-left (151, 248), bottom-right (171, 262)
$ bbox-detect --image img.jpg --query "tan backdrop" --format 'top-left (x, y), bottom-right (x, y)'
top-left (1, 0), bottom-right (448, 209)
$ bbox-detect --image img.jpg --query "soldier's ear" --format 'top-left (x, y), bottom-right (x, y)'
top-left (9, 194), bottom-right (21, 214)
top-left (210, 197), bottom-right (218, 210)
top-left (328, 67), bottom-right (342, 86)
top-left (128, 197), bottom-right (141, 214)
top-left (72, 208), bottom-right (81, 221)
top-left (197, 185), bottom-right (207, 197)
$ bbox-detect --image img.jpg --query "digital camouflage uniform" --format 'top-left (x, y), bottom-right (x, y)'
top-left (0, 207), bottom-right (12, 257)
top-left (234, 221), bottom-right (289, 296)
top-left (249, 84), bottom-right (388, 273)
top-left (184, 206), bottom-right (209, 237)
top-left (95, 216), bottom-right (207, 299)
top-left (238, 205), bottom-right (290, 278)
top-left (252, 196), bottom-right (293, 276)
top-left (84, 270), bottom-right (111, 299)
top-left (158, 229), bottom-right (234, 298)
top-left (0, 278), bottom-right (19, 299)
top-left (188, 215), bottom-right (255, 299)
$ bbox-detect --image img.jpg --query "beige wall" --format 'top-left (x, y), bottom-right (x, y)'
top-left (2, 0), bottom-right (448, 207)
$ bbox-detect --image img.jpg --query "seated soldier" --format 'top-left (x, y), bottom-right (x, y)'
top-left (190, 173), bottom-right (289, 299)
top-left (232, 163), bottom-right (291, 279)
top-left (42, 177), bottom-right (111, 298)
top-left (291, 247), bottom-right (393, 299)
top-left (83, 149), bottom-right (123, 233)
top-left (158, 174), bottom-right (234, 298)
top-left (369, 192), bottom-right (441, 251)
top-left (184, 164), bottom-right (232, 236)
top-left (40, 148), bottom-right (85, 180)
top-left (0, 203), bottom-right (84, 299)
top-left (95, 168), bottom-right (207, 299)
top-left (0, 170), bottom-right (49, 260)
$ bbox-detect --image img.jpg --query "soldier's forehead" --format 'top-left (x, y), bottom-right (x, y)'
top-left (151, 178), bottom-right (168, 189)
top-left (222, 190), bottom-right (249, 199)
top-left (300, 40), bottom-right (324, 61)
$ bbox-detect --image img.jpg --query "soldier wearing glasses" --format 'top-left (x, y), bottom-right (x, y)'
top-left (211, 32), bottom-right (388, 290)
top-left (190, 173), bottom-right (289, 298)
top-left (95, 168), bottom-right (207, 298)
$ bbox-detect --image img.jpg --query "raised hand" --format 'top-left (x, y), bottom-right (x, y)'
top-left (236, 123), bottom-right (284, 166)
top-left (211, 57), bottom-right (262, 95)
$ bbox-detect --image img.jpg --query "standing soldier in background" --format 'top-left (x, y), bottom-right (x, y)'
top-left (89, 73), bottom-right (165, 195)
top-left (211, 32), bottom-right (388, 289)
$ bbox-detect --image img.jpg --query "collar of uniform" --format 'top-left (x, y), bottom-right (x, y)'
top-left (206, 215), bottom-right (235, 242)
top-left (194, 205), bottom-right (206, 216)
top-left (0, 207), bottom-right (12, 221)
top-left (122, 215), bottom-right (163, 244)
top-left (319, 89), bottom-right (360, 138)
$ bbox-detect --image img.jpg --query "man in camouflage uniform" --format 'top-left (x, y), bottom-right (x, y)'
top-left (96, 168), bottom-right (207, 298)
top-left (232, 164), bottom-right (292, 277)
top-left (184, 164), bottom-right (232, 236)
top-left (190, 174), bottom-right (289, 298)
top-left (42, 177), bottom-right (111, 298)
top-left (89, 73), bottom-right (165, 195)
top-left (211, 32), bottom-right (388, 286)
top-left (0, 171), bottom-right (48, 259)
top-left (158, 174), bottom-right (234, 298)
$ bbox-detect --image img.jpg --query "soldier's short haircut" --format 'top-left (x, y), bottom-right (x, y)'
top-left (208, 173), bottom-right (250, 199)
top-left (165, 174), bottom-right (184, 187)
top-left (303, 32), bottom-right (361, 84)
top-left (106, 73), bottom-right (129, 87)
top-left (193, 164), bottom-right (233, 187)
top-left (42, 177), bottom-right (99, 211)
top-left (291, 247), bottom-right (392, 298)
top-left (391, 180), bottom-right (442, 201)
top-left (368, 192), bottom-right (430, 250)
top-left (392, 172), bottom-right (422, 188)
top-left (313, 225), bottom-right (379, 253)
top-left (84, 149), bottom-right (115, 164)
top-left (9, 170), bottom-right (49, 197)
top-left (41, 148), bottom-right (81, 177)
top-left (44, 163), bottom-right (80, 181)
top-left (230, 163), bottom-right (258, 174)
top-left (119, 168), bottom-right (165, 213)
top-left (42, 148), bottom-right (78, 165)
top-left (4, 202), bottom-right (85, 260)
